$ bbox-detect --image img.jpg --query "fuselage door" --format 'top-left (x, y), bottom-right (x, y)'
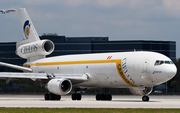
top-left (142, 59), bottom-right (149, 73)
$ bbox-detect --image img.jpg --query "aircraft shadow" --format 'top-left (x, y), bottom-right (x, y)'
top-left (112, 100), bottom-right (160, 102)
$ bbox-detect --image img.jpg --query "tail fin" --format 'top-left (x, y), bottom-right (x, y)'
top-left (16, 8), bottom-right (54, 62)
top-left (16, 8), bottom-right (40, 48)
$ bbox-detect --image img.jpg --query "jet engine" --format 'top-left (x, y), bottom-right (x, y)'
top-left (129, 87), bottom-right (153, 96)
top-left (16, 40), bottom-right (54, 59)
top-left (46, 79), bottom-right (72, 95)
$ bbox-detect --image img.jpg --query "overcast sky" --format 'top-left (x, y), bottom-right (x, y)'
top-left (0, 0), bottom-right (180, 58)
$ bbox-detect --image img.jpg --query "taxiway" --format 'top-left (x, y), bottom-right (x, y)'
top-left (0, 95), bottom-right (179, 108)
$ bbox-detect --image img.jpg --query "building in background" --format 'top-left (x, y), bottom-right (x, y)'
top-left (0, 34), bottom-right (176, 72)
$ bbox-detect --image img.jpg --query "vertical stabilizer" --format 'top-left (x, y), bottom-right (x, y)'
top-left (16, 8), bottom-right (40, 48)
top-left (16, 8), bottom-right (54, 62)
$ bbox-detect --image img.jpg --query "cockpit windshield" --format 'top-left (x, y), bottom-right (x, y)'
top-left (155, 60), bottom-right (174, 65)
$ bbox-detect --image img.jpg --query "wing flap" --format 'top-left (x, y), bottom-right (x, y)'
top-left (54, 74), bottom-right (89, 81)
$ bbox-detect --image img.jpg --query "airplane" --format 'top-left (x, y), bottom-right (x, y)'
top-left (0, 9), bottom-right (16, 14)
top-left (0, 8), bottom-right (177, 102)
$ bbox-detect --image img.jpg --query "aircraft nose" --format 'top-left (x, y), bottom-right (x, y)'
top-left (165, 64), bottom-right (177, 79)
top-left (171, 65), bottom-right (177, 77)
top-left (153, 64), bottom-right (177, 85)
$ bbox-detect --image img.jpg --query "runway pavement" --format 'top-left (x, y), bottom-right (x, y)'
top-left (0, 95), bottom-right (179, 108)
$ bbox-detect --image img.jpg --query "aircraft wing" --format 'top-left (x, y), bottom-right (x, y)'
top-left (0, 73), bottom-right (47, 79)
top-left (0, 73), bottom-right (88, 84)
top-left (0, 61), bottom-right (88, 84)
top-left (5, 9), bottom-right (16, 13)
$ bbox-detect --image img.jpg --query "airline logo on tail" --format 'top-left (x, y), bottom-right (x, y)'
top-left (23, 20), bottom-right (31, 40)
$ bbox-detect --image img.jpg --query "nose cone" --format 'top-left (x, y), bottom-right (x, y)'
top-left (152, 64), bottom-right (177, 85)
top-left (163, 64), bottom-right (177, 82)
top-left (169, 64), bottom-right (177, 78)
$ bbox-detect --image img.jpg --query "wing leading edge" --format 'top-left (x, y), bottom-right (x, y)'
top-left (0, 73), bottom-right (89, 84)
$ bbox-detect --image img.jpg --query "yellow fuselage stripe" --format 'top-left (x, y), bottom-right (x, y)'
top-left (27, 59), bottom-right (137, 87)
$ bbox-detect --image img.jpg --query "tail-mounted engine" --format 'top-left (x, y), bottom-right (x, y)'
top-left (16, 40), bottom-right (54, 59)
top-left (129, 87), bottom-right (153, 96)
top-left (46, 79), bottom-right (72, 95)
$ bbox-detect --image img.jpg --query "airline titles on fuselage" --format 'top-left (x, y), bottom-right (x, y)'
top-left (21, 44), bottom-right (38, 54)
top-left (122, 58), bottom-right (135, 84)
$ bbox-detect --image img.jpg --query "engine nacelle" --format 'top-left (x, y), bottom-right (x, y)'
top-left (129, 87), bottom-right (153, 96)
top-left (16, 40), bottom-right (54, 59)
top-left (46, 79), bottom-right (72, 95)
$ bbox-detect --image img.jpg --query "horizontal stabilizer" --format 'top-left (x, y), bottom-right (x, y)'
top-left (0, 62), bottom-right (32, 72)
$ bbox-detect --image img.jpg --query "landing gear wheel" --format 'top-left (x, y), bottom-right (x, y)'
top-left (55, 95), bottom-right (61, 100)
top-left (72, 94), bottom-right (82, 101)
top-left (96, 94), bottom-right (112, 101)
top-left (72, 94), bottom-right (77, 100)
top-left (96, 94), bottom-right (101, 101)
top-left (76, 94), bottom-right (82, 100)
top-left (49, 94), bottom-right (55, 100)
top-left (45, 93), bottom-right (50, 100)
top-left (100, 94), bottom-right (105, 100)
top-left (142, 96), bottom-right (149, 102)
top-left (44, 93), bottom-right (61, 101)
top-left (107, 94), bottom-right (112, 101)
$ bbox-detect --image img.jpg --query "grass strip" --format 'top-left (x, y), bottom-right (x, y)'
top-left (0, 108), bottom-right (180, 113)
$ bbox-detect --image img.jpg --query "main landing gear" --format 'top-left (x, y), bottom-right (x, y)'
top-left (71, 88), bottom-right (83, 101)
top-left (142, 96), bottom-right (149, 101)
top-left (95, 88), bottom-right (112, 101)
top-left (44, 93), bottom-right (61, 100)
top-left (96, 94), bottom-right (112, 101)
top-left (72, 93), bottom-right (82, 100)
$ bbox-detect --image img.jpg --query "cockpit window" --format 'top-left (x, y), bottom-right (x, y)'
top-left (155, 60), bottom-right (160, 65)
top-left (160, 61), bottom-right (164, 65)
top-left (155, 60), bottom-right (174, 65)
top-left (170, 61), bottom-right (174, 64)
top-left (165, 61), bottom-right (170, 64)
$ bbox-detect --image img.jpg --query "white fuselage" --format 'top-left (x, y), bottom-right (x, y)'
top-left (25, 51), bottom-right (176, 89)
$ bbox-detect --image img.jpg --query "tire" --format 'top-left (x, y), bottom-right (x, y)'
top-left (44, 93), bottom-right (50, 100)
top-left (100, 94), bottom-right (105, 100)
top-left (96, 94), bottom-right (101, 101)
top-left (49, 94), bottom-right (54, 100)
top-left (55, 95), bottom-right (61, 100)
top-left (107, 94), bottom-right (112, 101)
top-left (142, 96), bottom-right (149, 102)
top-left (76, 94), bottom-right (82, 100)
top-left (72, 94), bottom-right (77, 100)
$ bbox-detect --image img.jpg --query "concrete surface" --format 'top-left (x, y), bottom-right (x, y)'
top-left (0, 95), bottom-right (179, 108)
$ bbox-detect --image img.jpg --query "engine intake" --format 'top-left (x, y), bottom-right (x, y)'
top-left (43, 40), bottom-right (54, 53)
top-left (47, 79), bottom-right (72, 95)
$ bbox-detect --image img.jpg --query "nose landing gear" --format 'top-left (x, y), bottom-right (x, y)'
top-left (142, 96), bottom-right (149, 101)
